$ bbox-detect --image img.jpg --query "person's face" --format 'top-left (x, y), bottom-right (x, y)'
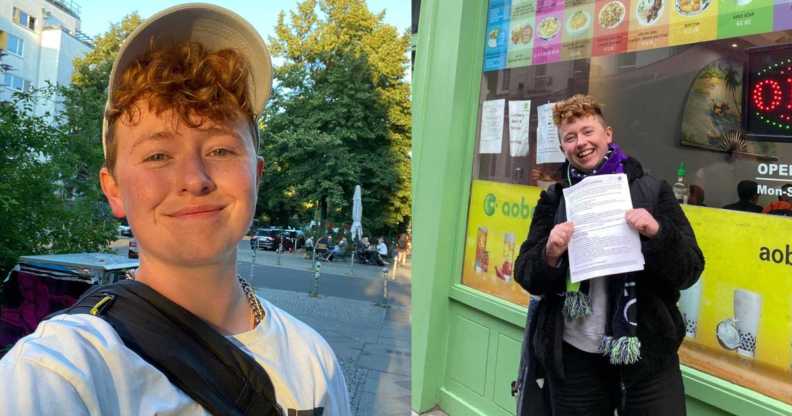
top-left (782, 187), bottom-right (792, 202)
top-left (100, 102), bottom-right (264, 268)
top-left (558, 114), bottom-right (613, 172)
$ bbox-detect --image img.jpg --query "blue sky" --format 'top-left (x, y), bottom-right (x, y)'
top-left (78, 1), bottom-right (411, 41)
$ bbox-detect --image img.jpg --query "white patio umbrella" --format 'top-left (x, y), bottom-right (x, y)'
top-left (350, 185), bottom-right (363, 241)
top-left (350, 185), bottom-right (363, 268)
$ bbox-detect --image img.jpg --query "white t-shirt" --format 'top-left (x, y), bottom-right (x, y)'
top-left (0, 296), bottom-right (351, 415)
top-left (377, 242), bottom-right (387, 256)
top-left (563, 277), bottom-right (608, 353)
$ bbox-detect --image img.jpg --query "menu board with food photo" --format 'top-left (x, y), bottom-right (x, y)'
top-left (484, 0), bottom-right (510, 72)
top-left (461, 180), bottom-right (541, 306)
top-left (627, 0), bottom-right (670, 51)
top-left (533, 9), bottom-right (565, 63)
top-left (717, 0), bottom-right (773, 39)
top-left (483, 0), bottom-right (792, 72)
top-left (593, 0), bottom-right (630, 55)
top-left (562, 3), bottom-right (596, 60)
top-left (668, 0), bottom-right (719, 46)
top-left (508, 15), bottom-right (536, 68)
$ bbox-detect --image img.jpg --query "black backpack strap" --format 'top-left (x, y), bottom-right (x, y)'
top-left (57, 280), bottom-right (282, 416)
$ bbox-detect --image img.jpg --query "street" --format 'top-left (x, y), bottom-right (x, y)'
top-left (111, 238), bottom-right (412, 415)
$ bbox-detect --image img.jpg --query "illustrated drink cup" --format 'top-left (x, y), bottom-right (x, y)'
top-left (475, 227), bottom-right (489, 273)
top-left (497, 232), bottom-right (516, 282)
top-left (733, 288), bottom-right (762, 359)
top-left (678, 277), bottom-right (703, 338)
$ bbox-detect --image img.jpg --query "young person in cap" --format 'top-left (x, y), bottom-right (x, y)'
top-left (0, 4), bottom-right (351, 415)
top-left (513, 94), bottom-right (704, 415)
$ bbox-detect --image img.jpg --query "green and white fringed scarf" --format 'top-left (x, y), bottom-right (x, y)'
top-left (562, 275), bottom-right (641, 365)
top-left (562, 144), bottom-right (641, 365)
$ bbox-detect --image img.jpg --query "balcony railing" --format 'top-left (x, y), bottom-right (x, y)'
top-left (45, 0), bottom-right (81, 19)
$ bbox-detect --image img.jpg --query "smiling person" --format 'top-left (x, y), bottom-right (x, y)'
top-left (513, 94), bottom-right (704, 415)
top-left (0, 4), bottom-right (350, 416)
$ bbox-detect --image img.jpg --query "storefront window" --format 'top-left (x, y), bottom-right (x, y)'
top-left (461, 0), bottom-right (792, 404)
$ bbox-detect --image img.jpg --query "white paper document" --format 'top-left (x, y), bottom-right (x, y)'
top-left (535, 102), bottom-right (566, 164)
top-left (508, 100), bottom-right (531, 157)
top-left (563, 174), bottom-right (645, 283)
top-left (479, 99), bottom-right (505, 154)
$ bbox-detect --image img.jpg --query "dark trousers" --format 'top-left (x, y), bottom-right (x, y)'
top-left (547, 342), bottom-right (686, 416)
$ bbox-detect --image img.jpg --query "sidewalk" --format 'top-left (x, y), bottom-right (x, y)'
top-left (255, 287), bottom-right (410, 416)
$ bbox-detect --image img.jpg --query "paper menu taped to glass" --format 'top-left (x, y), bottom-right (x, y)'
top-left (562, 173), bottom-right (645, 283)
top-left (536, 102), bottom-right (566, 164)
top-left (480, 99), bottom-right (505, 154)
top-left (508, 100), bottom-right (532, 157)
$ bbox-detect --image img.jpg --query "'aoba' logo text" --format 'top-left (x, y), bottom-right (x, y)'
top-left (483, 194), bottom-right (532, 219)
top-left (759, 244), bottom-right (792, 266)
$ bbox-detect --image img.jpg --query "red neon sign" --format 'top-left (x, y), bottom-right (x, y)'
top-left (751, 79), bottom-right (782, 112)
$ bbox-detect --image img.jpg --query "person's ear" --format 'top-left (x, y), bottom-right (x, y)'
top-left (99, 167), bottom-right (127, 218)
top-left (606, 126), bottom-right (614, 144)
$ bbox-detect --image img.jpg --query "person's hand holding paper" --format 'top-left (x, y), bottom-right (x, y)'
top-left (625, 208), bottom-right (659, 238)
top-left (545, 221), bottom-right (574, 267)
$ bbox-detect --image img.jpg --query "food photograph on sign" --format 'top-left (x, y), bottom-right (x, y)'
top-left (599, 0), bottom-right (627, 30)
top-left (511, 22), bottom-right (534, 46)
top-left (488, 27), bottom-right (501, 48)
top-left (675, 0), bottom-right (712, 16)
top-left (636, 0), bottom-right (664, 26)
top-left (538, 15), bottom-right (562, 40)
top-left (566, 9), bottom-right (591, 35)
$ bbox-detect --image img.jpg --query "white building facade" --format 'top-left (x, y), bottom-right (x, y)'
top-left (0, 0), bottom-right (91, 115)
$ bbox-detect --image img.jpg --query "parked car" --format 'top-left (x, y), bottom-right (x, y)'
top-left (250, 228), bottom-right (283, 251)
top-left (118, 224), bottom-right (133, 237)
top-left (128, 238), bottom-right (139, 258)
top-left (0, 253), bottom-right (138, 356)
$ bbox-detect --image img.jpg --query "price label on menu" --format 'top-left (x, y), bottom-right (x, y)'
top-left (718, 0), bottom-right (771, 38)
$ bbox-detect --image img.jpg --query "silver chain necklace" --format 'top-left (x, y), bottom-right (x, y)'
top-left (238, 275), bottom-right (265, 327)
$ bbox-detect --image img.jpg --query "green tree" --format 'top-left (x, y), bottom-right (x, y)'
top-left (0, 15), bottom-right (142, 276)
top-left (0, 93), bottom-right (116, 276)
top-left (58, 13), bottom-right (142, 198)
top-left (261, 0), bottom-right (411, 236)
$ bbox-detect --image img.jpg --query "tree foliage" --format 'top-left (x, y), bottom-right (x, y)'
top-left (0, 15), bottom-right (141, 276)
top-left (59, 13), bottom-right (142, 197)
top-left (0, 93), bottom-right (116, 276)
top-left (261, 0), bottom-right (411, 236)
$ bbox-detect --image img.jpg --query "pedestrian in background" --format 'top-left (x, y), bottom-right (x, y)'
top-left (722, 180), bottom-right (763, 213)
top-left (396, 233), bottom-right (409, 265)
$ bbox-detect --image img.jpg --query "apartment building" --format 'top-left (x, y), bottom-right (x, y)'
top-left (0, 0), bottom-right (91, 115)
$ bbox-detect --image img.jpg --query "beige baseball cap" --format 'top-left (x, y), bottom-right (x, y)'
top-left (101, 2), bottom-right (272, 158)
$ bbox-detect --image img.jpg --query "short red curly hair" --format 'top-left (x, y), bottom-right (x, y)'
top-left (103, 41), bottom-right (257, 172)
top-left (552, 94), bottom-right (607, 127)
